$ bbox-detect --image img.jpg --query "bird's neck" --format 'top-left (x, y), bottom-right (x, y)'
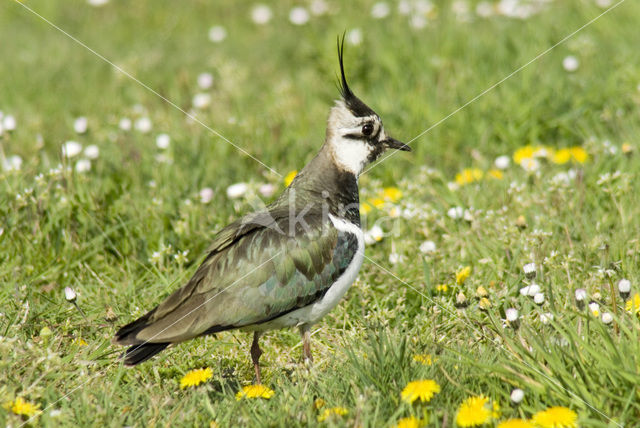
top-left (280, 146), bottom-right (361, 226)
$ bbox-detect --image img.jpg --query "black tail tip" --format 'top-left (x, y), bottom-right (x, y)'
top-left (121, 343), bottom-right (169, 366)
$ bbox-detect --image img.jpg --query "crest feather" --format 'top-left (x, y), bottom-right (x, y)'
top-left (335, 34), bottom-right (377, 118)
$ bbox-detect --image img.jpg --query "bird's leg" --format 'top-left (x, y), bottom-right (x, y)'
top-left (300, 325), bottom-right (313, 366)
top-left (250, 332), bottom-right (263, 384)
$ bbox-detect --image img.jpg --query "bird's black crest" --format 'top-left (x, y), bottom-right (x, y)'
top-left (337, 34), bottom-right (376, 118)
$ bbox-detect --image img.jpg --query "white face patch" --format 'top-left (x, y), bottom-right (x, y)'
top-left (326, 101), bottom-right (384, 176)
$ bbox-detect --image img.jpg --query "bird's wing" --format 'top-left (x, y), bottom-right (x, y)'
top-left (115, 207), bottom-right (360, 344)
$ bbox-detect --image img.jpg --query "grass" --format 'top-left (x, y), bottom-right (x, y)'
top-left (1, 0), bottom-right (640, 426)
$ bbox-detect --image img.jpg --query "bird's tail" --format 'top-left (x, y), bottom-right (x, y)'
top-left (113, 309), bottom-right (169, 366)
top-left (121, 342), bottom-right (169, 366)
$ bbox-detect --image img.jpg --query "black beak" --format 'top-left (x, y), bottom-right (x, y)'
top-left (383, 137), bottom-right (412, 152)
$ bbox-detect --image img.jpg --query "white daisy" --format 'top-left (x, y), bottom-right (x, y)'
top-left (494, 155), bottom-right (510, 169)
top-left (119, 117), bottom-right (132, 131)
top-left (251, 4), bottom-right (273, 25)
top-left (562, 55), bottom-right (579, 72)
top-left (289, 7), bottom-right (310, 25)
top-left (192, 93), bottom-right (211, 109)
top-left (371, 2), bottom-right (390, 18)
top-left (2, 155), bottom-right (23, 171)
top-left (3, 114), bottom-right (16, 131)
top-left (74, 116), bottom-right (88, 134)
top-left (197, 72), bottom-right (214, 89)
top-left (226, 182), bottom-right (248, 199)
top-left (199, 187), bottom-right (215, 204)
top-left (84, 145), bottom-right (100, 159)
top-left (75, 159), bottom-right (91, 173)
top-left (134, 117), bottom-right (152, 133)
top-left (62, 141), bottom-right (83, 158)
top-left (346, 28), bottom-right (362, 46)
top-left (510, 388), bottom-right (524, 404)
top-left (208, 26), bottom-right (227, 43)
top-left (156, 133), bottom-right (171, 149)
top-left (419, 240), bottom-right (436, 254)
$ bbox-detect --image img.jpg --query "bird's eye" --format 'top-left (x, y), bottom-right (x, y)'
top-left (362, 123), bottom-right (374, 136)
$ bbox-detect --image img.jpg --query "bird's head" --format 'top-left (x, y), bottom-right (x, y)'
top-left (325, 36), bottom-right (410, 176)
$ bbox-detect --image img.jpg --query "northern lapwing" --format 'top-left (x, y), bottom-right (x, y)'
top-left (113, 36), bottom-right (410, 383)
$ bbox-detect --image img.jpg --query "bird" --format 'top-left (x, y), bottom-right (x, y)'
top-left (113, 36), bottom-right (411, 383)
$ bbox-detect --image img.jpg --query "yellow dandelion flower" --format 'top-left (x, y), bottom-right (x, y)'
top-left (3, 397), bottom-right (40, 418)
top-left (621, 142), bottom-right (632, 154)
top-left (413, 354), bottom-right (433, 366)
top-left (401, 379), bottom-right (441, 404)
top-left (394, 416), bottom-right (425, 428)
top-left (382, 186), bottom-right (403, 202)
top-left (284, 170), bottom-right (298, 186)
top-left (360, 202), bottom-right (373, 215)
top-left (487, 169), bottom-right (503, 180)
top-left (179, 367), bottom-right (213, 389)
top-left (625, 293), bottom-right (640, 313)
top-left (532, 406), bottom-right (577, 428)
top-left (235, 384), bottom-right (275, 400)
top-left (476, 286), bottom-right (489, 297)
top-left (492, 401), bottom-right (501, 418)
top-left (497, 419), bottom-right (533, 428)
top-left (456, 266), bottom-right (471, 285)
top-left (456, 396), bottom-right (491, 427)
top-left (436, 284), bottom-right (449, 293)
top-left (551, 148), bottom-right (571, 164)
top-left (369, 197), bottom-right (386, 209)
top-left (317, 406), bottom-right (348, 422)
top-left (479, 297), bottom-right (492, 310)
top-left (209, 421), bottom-right (219, 428)
top-left (73, 337), bottom-right (88, 346)
top-left (455, 168), bottom-right (484, 186)
top-left (513, 146), bottom-right (535, 165)
top-left (314, 398), bottom-right (326, 409)
top-left (569, 147), bottom-right (588, 163)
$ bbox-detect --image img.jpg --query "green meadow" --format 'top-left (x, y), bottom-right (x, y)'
top-left (1, 0), bottom-right (639, 426)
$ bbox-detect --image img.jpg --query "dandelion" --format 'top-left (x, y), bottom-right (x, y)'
top-left (435, 284), bottom-right (449, 294)
top-left (487, 169), bottom-right (503, 179)
top-left (284, 170), bottom-right (297, 186)
top-left (208, 25), bottom-right (227, 42)
top-left (236, 384), bottom-right (274, 399)
top-left (456, 396), bottom-right (491, 427)
top-left (3, 397), bottom-right (40, 418)
top-left (317, 406), bottom-right (348, 422)
top-left (180, 367), bottom-right (213, 389)
top-left (570, 147), bottom-right (588, 163)
top-left (551, 148), bottom-right (571, 164)
top-left (382, 186), bottom-right (402, 202)
top-left (562, 56), bottom-right (579, 72)
top-left (394, 416), bottom-right (423, 428)
top-left (314, 398), bottom-right (325, 409)
top-left (413, 354), bottom-right (433, 365)
top-left (289, 7), bottom-right (310, 25)
top-left (520, 158), bottom-right (540, 173)
top-left (251, 4), bottom-right (272, 25)
top-left (479, 297), bottom-right (492, 310)
top-left (200, 187), bottom-right (215, 203)
top-left (360, 202), bottom-right (373, 215)
top-left (621, 142), bottom-right (633, 154)
top-left (369, 197), bottom-right (385, 208)
top-left (456, 266), bottom-right (471, 285)
top-left (513, 146), bottom-right (535, 165)
top-left (455, 168), bottom-right (483, 186)
top-left (497, 419), bottom-right (533, 428)
top-left (532, 406), bottom-right (577, 428)
top-left (401, 379), bottom-right (440, 403)
top-left (625, 293), bottom-right (640, 313)
top-left (226, 183), bottom-right (248, 199)
top-left (476, 286), bottom-right (488, 298)
top-left (510, 388), bottom-right (524, 404)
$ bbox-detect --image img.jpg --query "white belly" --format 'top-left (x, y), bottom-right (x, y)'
top-left (248, 215), bottom-right (364, 331)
